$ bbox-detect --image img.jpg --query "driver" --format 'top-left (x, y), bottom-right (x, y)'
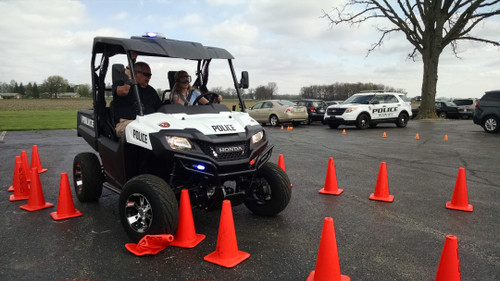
top-left (170, 70), bottom-right (222, 105)
top-left (113, 62), bottom-right (162, 138)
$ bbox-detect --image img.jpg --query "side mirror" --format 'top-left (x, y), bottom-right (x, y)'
top-left (371, 100), bottom-right (380, 105)
top-left (240, 71), bottom-right (249, 89)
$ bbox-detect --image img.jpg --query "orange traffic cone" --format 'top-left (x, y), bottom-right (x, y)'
top-left (9, 156), bottom-right (30, 201)
top-left (278, 154), bottom-right (286, 172)
top-left (50, 173), bottom-right (82, 220)
top-left (435, 235), bottom-right (461, 281)
top-left (415, 133), bottom-right (420, 140)
top-left (369, 162), bottom-right (394, 202)
top-left (319, 158), bottom-right (344, 195)
top-left (125, 234), bottom-right (174, 256)
top-left (204, 200), bottom-right (250, 268)
top-left (446, 168), bottom-right (473, 212)
top-left (281, 125), bottom-right (284, 130)
top-left (383, 132), bottom-right (387, 138)
top-left (21, 150), bottom-right (31, 183)
top-left (20, 168), bottom-right (54, 211)
top-left (31, 145), bottom-right (47, 174)
top-left (444, 134), bottom-right (449, 141)
top-left (307, 217), bottom-right (350, 281)
top-left (171, 189), bottom-right (205, 248)
top-left (342, 129), bottom-right (346, 135)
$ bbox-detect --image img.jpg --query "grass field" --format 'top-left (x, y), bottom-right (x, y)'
top-left (0, 98), bottom-right (256, 131)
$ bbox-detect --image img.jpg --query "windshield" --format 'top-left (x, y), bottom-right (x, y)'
top-left (343, 94), bottom-right (374, 104)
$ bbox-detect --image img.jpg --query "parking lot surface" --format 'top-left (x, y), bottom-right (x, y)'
top-left (0, 120), bottom-right (499, 281)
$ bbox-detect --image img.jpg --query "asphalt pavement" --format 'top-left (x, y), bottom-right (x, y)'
top-left (0, 119), bottom-right (499, 281)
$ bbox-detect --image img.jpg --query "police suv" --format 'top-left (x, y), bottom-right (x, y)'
top-left (323, 92), bottom-right (412, 129)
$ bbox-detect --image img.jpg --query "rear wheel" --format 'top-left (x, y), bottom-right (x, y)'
top-left (483, 115), bottom-right (500, 133)
top-left (244, 162), bottom-right (292, 216)
top-left (396, 112), bottom-right (409, 128)
top-left (119, 174), bottom-right (178, 242)
top-left (269, 115), bottom-right (280, 126)
top-left (356, 113), bottom-right (370, 129)
top-left (72, 152), bottom-right (104, 202)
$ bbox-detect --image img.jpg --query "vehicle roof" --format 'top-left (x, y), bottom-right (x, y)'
top-left (92, 36), bottom-right (234, 60)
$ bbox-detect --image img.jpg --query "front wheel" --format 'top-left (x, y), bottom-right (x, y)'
top-left (244, 162), bottom-right (292, 216)
top-left (396, 112), bottom-right (409, 128)
top-left (119, 174), bottom-right (178, 242)
top-left (438, 112), bottom-right (447, 119)
top-left (72, 152), bottom-right (104, 202)
top-left (483, 115), bottom-right (500, 133)
top-left (356, 113), bottom-right (370, 129)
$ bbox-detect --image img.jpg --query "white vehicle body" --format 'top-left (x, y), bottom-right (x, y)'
top-left (323, 92), bottom-right (412, 129)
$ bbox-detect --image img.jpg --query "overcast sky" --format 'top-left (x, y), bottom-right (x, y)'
top-left (0, 0), bottom-right (498, 99)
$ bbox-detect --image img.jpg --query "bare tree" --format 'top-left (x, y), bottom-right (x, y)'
top-left (323, 0), bottom-right (500, 119)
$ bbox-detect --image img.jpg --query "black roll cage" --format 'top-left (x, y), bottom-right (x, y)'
top-left (90, 35), bottom-right (248, 139)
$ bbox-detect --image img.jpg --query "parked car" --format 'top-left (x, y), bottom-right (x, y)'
top-left (435, 101), bottom-right (461, 119)
top-left (452, 98), bottom-right (475, 119)
top-left (294, 99), bottom-right (328, 124)
top-left (323, 92), bottom-right (412, 129)
top-left (473, 90), bottom-right (500, 133)
top-left (247, 100), bottom-right (308, 126)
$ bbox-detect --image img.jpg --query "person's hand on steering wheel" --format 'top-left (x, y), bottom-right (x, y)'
top-left (192, 92), bottom-right (221, 105)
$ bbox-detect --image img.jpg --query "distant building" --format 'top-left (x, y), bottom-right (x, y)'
top-left (0, 93), bottom-right (22, 99)
top-left (57, 92), bottom-right (81, 98)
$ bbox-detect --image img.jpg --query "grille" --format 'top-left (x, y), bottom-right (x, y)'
top-left (196, 140), bottom-right (249, 161)
top-left (327, 108), bottom-right (346, 116)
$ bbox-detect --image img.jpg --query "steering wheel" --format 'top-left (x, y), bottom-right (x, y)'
top-left (192, 91), bottom-right (220, 105)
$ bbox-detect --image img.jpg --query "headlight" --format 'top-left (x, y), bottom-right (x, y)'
top-left (345, 107), bottom-right (357, 113)
top-left (166, 136), bottom-right (192, 150)
top-left (252, 131), bottom-right (264, 144)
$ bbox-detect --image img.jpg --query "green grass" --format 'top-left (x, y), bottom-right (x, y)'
top-left (0, 110), bottom-right (77, 130)
top-left (0, 98), bottom-right (256, 131)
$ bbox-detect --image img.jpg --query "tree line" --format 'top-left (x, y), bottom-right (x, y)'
top-left (2, 75), bottom-right (403, 102)
top-left (0, 75), bottom-right (91, 99)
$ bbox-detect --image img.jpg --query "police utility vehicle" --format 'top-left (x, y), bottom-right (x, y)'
top-left (75, 34), bottom-right (292, 241)
top-left (323, 92), bottom-right (412, 129)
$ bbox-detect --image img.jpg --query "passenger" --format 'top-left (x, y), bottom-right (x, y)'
top-left (113, 62), bottom-right (162, 138)
top-left (170, 70), bottom-right (222, 105)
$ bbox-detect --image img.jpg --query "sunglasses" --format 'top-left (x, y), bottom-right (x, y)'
top-left (177, 76), bottom-right (192, 83)
top-left (137, 71), bottom-right (152, 78)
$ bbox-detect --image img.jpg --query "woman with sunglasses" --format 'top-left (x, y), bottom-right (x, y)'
top-left (170, 70), bottom-right (221, 105)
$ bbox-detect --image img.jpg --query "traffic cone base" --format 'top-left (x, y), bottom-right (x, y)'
top-left (50, 173), bottom-right (82, 220)
top-left (369, 193), bottom-right (394, 202)
top-left (435, 235), bottom-right (461, 281)
top-left (307, 271), bottom-right (351, 281)
top-left (204, 200), bottom-right (250, 268)
top-left (319, 158), bottom-right (344, 195)
top-left (446, 168), bottom-right (473, 212)
top-left (171, 189), bottom-right (206, 248)
top-left (204, 250), bottom-right (250, 268)
top-left (446, 201), bottom-right (473, 212)
top-left (20, 168), bottom-right (54, 211)
top-left (125, 234), bottom-right (174, 256)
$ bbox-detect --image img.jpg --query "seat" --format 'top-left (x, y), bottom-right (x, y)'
top-left (162, 71), bottom-right (177, 103)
